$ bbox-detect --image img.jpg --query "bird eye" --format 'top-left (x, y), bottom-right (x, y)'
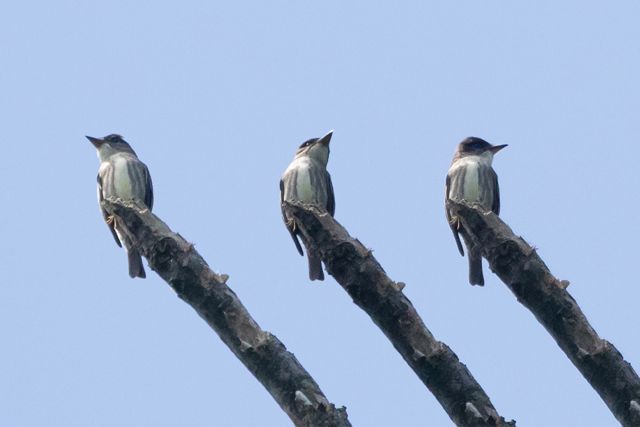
top-left (105, 134), bottom-right (123, 143)
top-left (298, 139), bottom-right (315, 149)
top-left (463, 138), bottom-right (487, 150)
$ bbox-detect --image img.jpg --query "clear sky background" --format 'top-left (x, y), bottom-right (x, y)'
top-left (1, 2), bottom-right (639, 426)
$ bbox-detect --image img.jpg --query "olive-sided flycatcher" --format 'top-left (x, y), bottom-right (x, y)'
top-left (445, 137), bottom-right (507, 286)
top-left (87, 134), bottom-right (154, 279)
top-left (280, 131), bottom-right (335, 281)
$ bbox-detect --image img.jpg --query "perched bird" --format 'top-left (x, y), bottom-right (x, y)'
top-left (445, 137), bottom-right (507, 286)
top-left (280, 131), bottom-right (335, 281)
top-left (87, 134), bottom-right (154, 279)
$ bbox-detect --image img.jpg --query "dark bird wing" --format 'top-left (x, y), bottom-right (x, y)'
top-left (124, 158), bottom-right (153, 210)
top-left (280, 178), bottom-right (303, 255)
top-left (143, 164), bottom-right (154, 210)
top-left (97, 170), bottom-right (122, 247)
top-left (445, 174), bottom-right (464, 256)
top-left (325, 171), bottom-right (335, 216)
top-left (490, 168), bottom-right (500, 215)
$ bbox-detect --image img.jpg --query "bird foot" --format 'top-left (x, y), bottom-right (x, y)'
top-left (449, 217), bottom-right (461, 230)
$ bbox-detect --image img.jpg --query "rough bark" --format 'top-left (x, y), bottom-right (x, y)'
top-left (285, 202), bottom-right (515, 427)
top-left (448, 200), bottom-right (640, 427)
top-left (102, 198), bottom-right (351, 427)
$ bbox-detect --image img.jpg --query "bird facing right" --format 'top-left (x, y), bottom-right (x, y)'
top-left (280, 131), bottom-right (335, 281)
top-left (445, 137), bottom-right (507, 286)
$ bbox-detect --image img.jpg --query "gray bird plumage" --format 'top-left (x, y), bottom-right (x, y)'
top-left (445, 136), bottom-right (506, 286)
top-left (280, 131), bottom-right (335, 281)
top-left (88, 134), bottom-right (153, 279)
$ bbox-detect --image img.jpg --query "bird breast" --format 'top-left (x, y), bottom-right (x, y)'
top-left (100, 154), bottom-right (146, 201)
top-left (282, 157), bottom-right (328, 206)
top-left (447, 154), bottom-right (494, 209)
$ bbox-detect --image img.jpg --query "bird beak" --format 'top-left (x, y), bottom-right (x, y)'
top-left (490, 144), bottom-right (508, 153)
top-left (86, 136), bottom-right (104, 148)
top-left (317, 130), bottom-right (333, 146)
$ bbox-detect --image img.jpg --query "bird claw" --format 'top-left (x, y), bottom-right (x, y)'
top-left (449, 217), bottom-right (461, 230)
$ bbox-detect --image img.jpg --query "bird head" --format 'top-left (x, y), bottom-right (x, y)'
top-left (86, 134), bottom-right (136, 160)
top-left (295, 130), bottom-right (333, 166)
top-left (457, 137), bottom-right (507, 158)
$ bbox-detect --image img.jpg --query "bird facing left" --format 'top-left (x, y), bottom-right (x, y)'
top-left (87, 134), bottom-right (154, 278)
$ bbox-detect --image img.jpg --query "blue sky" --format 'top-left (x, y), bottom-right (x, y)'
top-left (1, 2), bottom-right (639, 426)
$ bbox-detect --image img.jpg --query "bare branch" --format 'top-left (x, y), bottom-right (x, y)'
top-left (102, 198), bottom-right (351, 427)
top-left (448, 200), bottom-right (640, 427)
top-left (285, 202), bottom-right (515, 427)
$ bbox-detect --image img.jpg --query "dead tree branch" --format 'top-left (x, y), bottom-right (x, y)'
top-left (285, 202), bottom-right (515, 427)
top-left (102, 198), bottom-right (351, 427)
top-left (448, 200), bottom-right (640, 427)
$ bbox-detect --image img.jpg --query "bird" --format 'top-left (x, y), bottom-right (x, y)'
top-left (445, 136), bottom-right (507, 286)
top-left (280, 131), bottom-right (335, 281)
top-left (87, 134), bottom-right (154, 279)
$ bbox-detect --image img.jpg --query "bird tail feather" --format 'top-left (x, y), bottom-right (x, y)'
top-left (468, 251), bottom-right (484, 286)
top-left (308, 252), bottom-right (324, 281)
top-left (128, 250), bottom-right (146, 279)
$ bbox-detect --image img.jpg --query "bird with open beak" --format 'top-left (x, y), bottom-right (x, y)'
top-left (445, 136), bottom-right (507, 286)
top-left (87, 134), bottom-right (154, 278)
top-left (280, 131), bottom-right (335, 281)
